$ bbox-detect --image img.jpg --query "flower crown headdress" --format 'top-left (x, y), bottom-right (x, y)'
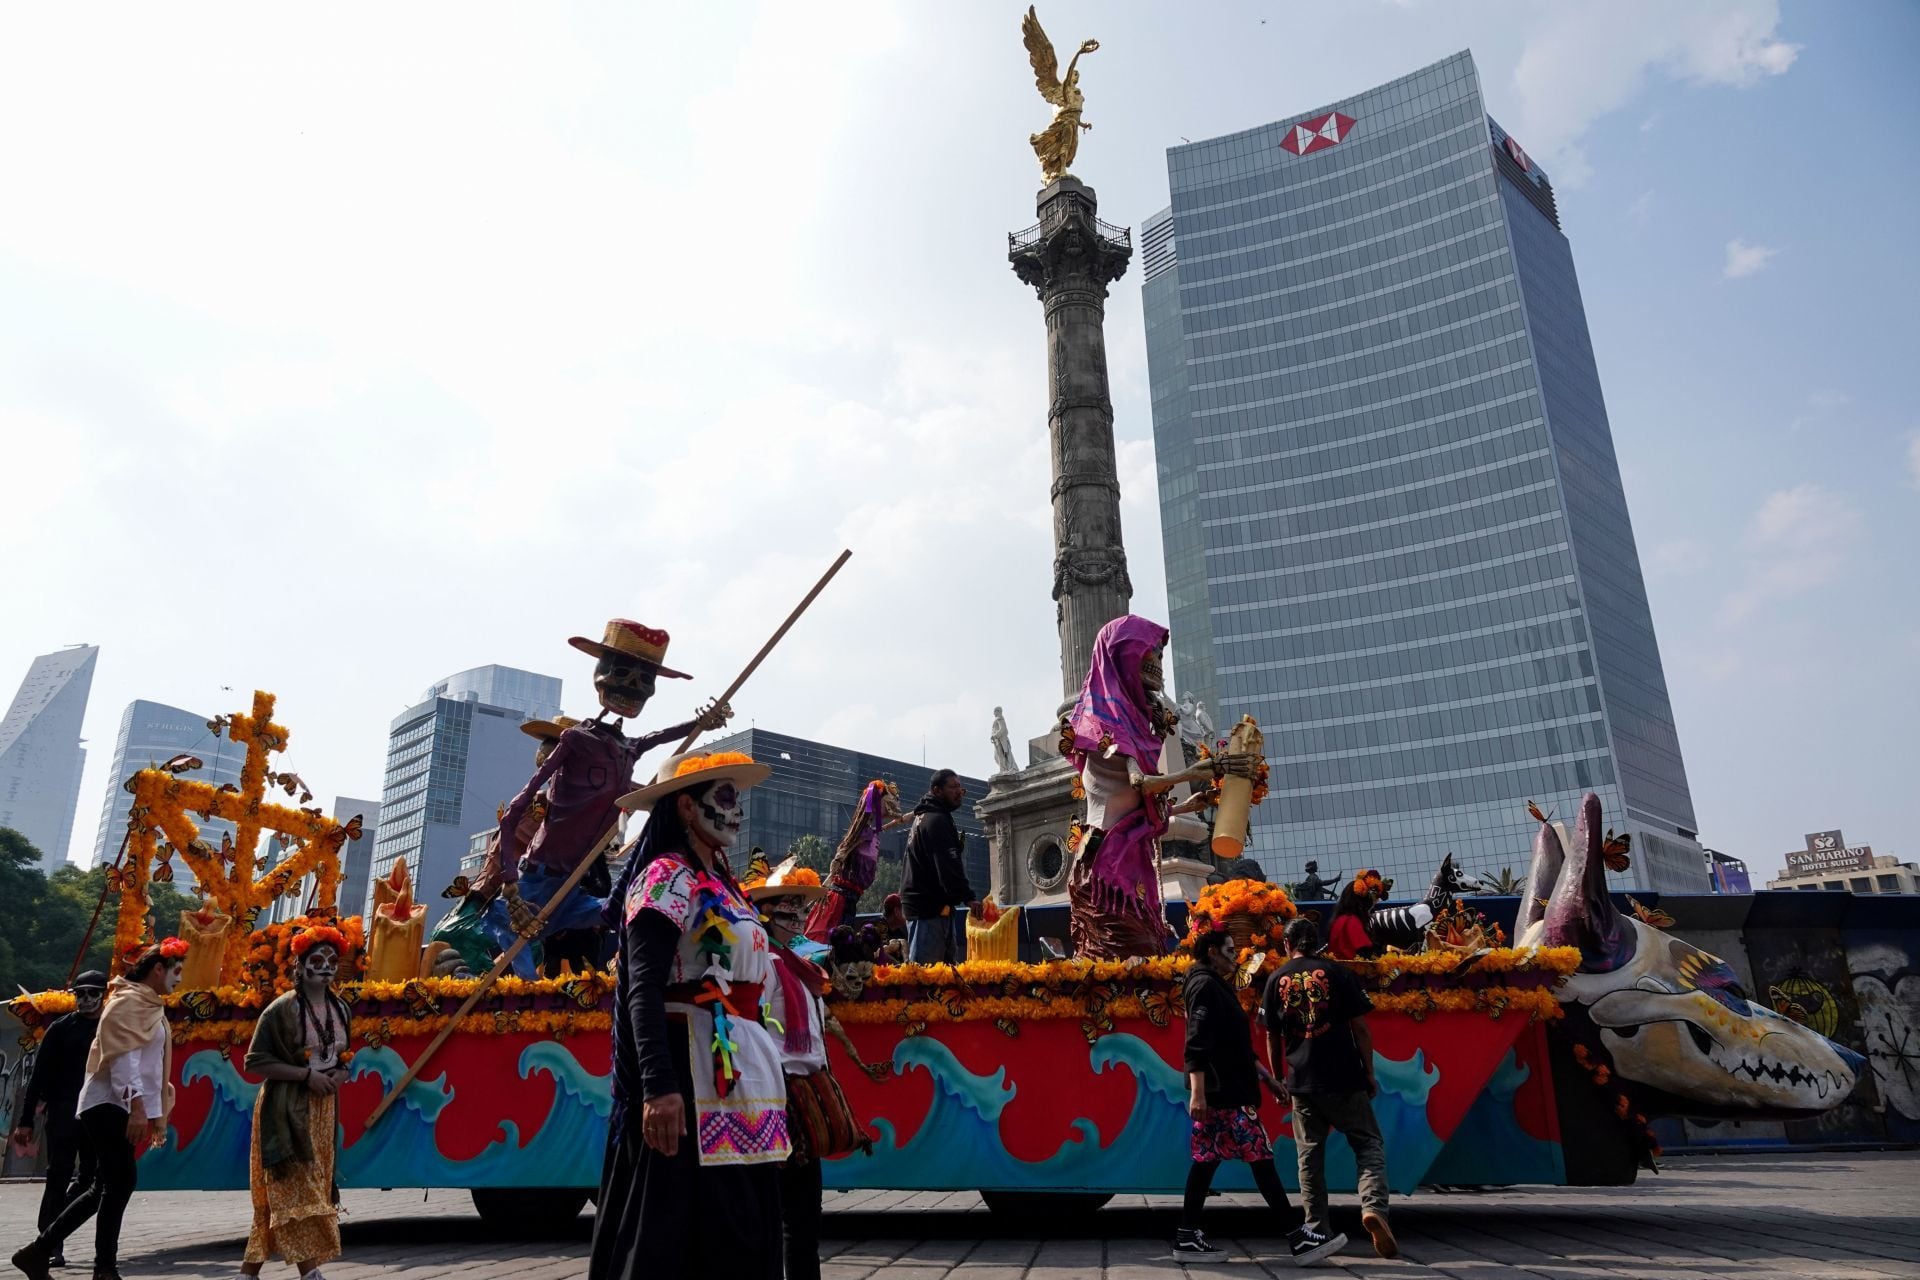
top-left (1352, 870), bottom-right (1385, 898)
top-left (291, 924), bottom-right (349, 957)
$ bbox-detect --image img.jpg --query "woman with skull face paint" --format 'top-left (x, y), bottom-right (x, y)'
top-left (237, 926), bottom-right (355, 1279)
top-left (590, 751), bottom-right (790, 1280)
top-left (13, 942), bottom-right (186, 1280)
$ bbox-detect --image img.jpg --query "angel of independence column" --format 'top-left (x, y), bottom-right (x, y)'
top-left (1011, 7), bottom-right (1134, 702)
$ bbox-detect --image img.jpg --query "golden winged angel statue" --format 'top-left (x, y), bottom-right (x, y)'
top-left (1021, 6), bottom-right (1100, 184)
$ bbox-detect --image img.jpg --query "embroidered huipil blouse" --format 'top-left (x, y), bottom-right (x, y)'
top-left (622, 853), bottom-right (791, 1167)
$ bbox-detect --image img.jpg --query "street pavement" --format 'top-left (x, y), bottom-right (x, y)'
top-left (2, 1151), bottom-right (1916, 1278)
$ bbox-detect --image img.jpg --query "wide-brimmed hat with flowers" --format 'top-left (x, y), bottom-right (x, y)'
top-left (519, 714), bottom-right (582, 742)
top-left (568, 618), bottom-right (691, 680)
top-left (744, 856), bottom-right (828, 905)
top-left (617, 750), bottom-right (771, 812)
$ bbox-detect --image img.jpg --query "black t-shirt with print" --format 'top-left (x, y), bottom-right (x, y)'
top-left (1259, 955), bottom-right (1374, 1096)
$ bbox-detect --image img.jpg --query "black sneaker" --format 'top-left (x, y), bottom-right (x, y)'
top-left (45, 1257), bottom-right (64, 1271)
top-left (10, 1244), bottom-right (54, 1280)
top-left (1172, 1227), bottom-right (1228, 1260)
top-left (1287, 1224), bottom-right (1346, 1266)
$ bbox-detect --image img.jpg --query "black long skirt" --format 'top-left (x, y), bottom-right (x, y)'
top-left (589, 1029), bottom-right (783, 1280)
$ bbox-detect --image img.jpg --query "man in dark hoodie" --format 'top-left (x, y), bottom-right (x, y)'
top-left (10, 971), bottom-right (106, 1264)
top-left (899, 770), bottom-right (979, 964)
top-left (1177, 929), bottom-right (1343, 1265)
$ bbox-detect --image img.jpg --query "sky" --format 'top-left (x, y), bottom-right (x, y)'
top-left (1, 1), bottom-right (1915, 886)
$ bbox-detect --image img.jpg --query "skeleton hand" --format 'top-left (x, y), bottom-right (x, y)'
top-left (504, 884), bottom-right (538, 936)
top-left (694, 699), bottom-right (734, 733)
top-left (1203, 752), bottom-right (1260, 782)
top-left (860, 1061), bottom-right (892, 1083)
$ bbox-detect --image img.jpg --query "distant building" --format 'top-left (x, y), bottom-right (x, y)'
top-left (1141, 51), bottom-right (1705, 893)
top-left (1766, 829), bottom-right (1916, 894)
top-left (0, 645), bottom-right (97, 872)
top-left (91, 699), bottom-right (245, 886)
top-left (331, 795), bottom-right (382, 919)
top-left (701, 727), bottom-right (992, 895)
top-left (1704, 849), bottom-right (1752, 895)
top-left (368, 666), bottom-right (562, 915)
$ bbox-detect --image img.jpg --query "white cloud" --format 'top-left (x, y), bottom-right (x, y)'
top-left (1649, 538), bottom-right (1711, 577)
top-left (1627, 190), bottom-right (1655, 227)
top-left (1788, 389), bottom-right (1851, 433)
top-left (1719, 485), bottom-right (1864, 622)
top-left (1724, 238), bottom-right (1780, 279)
top-left (1905, 433), bottom-right (1920, 490)
top-left (1508, 0), bottom-right (1798, 185)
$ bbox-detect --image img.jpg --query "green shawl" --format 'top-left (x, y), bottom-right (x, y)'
top-left (245, 988), bottom-right (352, 1170)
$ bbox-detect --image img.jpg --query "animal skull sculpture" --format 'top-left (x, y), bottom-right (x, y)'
top-left (1519, 794), bottom-right (1863, 1118)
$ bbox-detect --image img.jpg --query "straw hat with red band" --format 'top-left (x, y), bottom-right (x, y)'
top-left (744, 856), bottom-right (828, 905)
top-left (617, 750), bottom-right (771, 812)
top-left (519, 714), bottom-right (582, 742)
top-left (568, 618), bottom-right (692, 680)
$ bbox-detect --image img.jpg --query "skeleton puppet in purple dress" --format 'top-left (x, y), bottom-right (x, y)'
top-left (1061, 615), bottom-right (1258, 959)
top-left (489, 619), bottom-right (731, 947)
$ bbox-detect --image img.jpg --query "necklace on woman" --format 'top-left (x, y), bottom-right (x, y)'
top-left (296, 988), bottom-right (339, 1065)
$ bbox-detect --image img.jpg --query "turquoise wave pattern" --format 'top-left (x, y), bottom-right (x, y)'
top-left (1422, 1049), bottom-right (1565, 1187)
top-left (139, 1042), bottom-right (611, 1191)
top-left (823, 1034), bottom-right (1445, 1195)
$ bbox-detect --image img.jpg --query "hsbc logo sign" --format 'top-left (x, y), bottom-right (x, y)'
top-left (1279, 111), bottom-right (1355, 156)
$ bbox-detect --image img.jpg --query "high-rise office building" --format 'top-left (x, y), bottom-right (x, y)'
top-left (91, 700), bottom-right (247, 883)
top-left (1143, 51), bottom-right (1704, 893)
top-left (332, 795), bottom-right (382, 920)
top-left (368, 666), bottom-right (562, 915)
top-left (0, 645), bottom-right (97, 872)
top-left (701, 728), bottom-right (992, 897)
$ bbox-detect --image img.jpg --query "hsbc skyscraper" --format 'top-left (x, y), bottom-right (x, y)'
top-left (1142, 51), bottom-right (1706, 893)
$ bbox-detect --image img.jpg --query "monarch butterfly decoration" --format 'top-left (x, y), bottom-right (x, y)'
top-left (400, 980), bottom-right (437, 1021)
top-left (557, 977), bottom-right (600, 1010)
top-left (1081, 981), bottom-right (1120, 1019)
top-left (441, 875), bottom-right (472, 899)
top-left (178, 990), bottom-right (218, 1021)
top-left (993, 1017), bottom-right (1020, 1039)
top-left (361, 1018), bottom-right (391, 1051)
top-left (1080, 1013), bottom-right (1114, 1044)
top-left (152, 857), bottom-right (175, 884)
top-left (1235, 950), bottom-right (1268, 990)
top-left (1602, 828), bottom-right (1633, 873)
top-left (1526, 800), bottom-right (1554, 825)
top-left (1627, 895), bottom-right (1675, 929)
top-left (897, 1019), bottom-right (928, 1039)
top-left (928, 987), bottom-right (967, 1021)
top-left (340, 814), bottom-right (365, 842)
top-left (104, 866), bottom-right (127, 893)
top-left (1139, 988), bottom-right (1177, 1027)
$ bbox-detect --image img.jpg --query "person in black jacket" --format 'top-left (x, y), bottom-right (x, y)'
top-left (9, 971), bottom-right (106, 1265)
top-left (1177, 929), bottom-right (1343, 1266)
top-left (899, 771), bottom-right (979, 964)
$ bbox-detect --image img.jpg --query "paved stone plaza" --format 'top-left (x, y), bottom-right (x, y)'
top-left (3, 1152), bottom-right (1915, 1278)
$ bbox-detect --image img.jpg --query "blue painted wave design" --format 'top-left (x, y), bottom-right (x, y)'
top-left (139, 1050), bottom-right (257, 1191)
top-left (823, 1034), bottom-right (1446, 1195)
top-left (1423, 1049), bottom-right (1564, 1187)
top-left (139, 1042), bottom-right (610, 1191)
top-left (339, 1042), bottom-right (610, 1188)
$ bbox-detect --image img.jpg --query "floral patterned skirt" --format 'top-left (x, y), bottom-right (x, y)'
top-left (244, 1092), bottom-right (340, 1267)
top-left (1191, 1104), bottom-right (1273, 1164)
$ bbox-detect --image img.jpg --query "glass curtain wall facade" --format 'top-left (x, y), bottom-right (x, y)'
top-left (702, 728), bottom-right (992, 896)
top-left (369, 668), bottom-right (561, 914)
top-left (90, 699), bottom-right (246, 886)
top-left (0, 645), bottom-right (96, 872)
top-left (1144, 51), bottom-right (1704, 893)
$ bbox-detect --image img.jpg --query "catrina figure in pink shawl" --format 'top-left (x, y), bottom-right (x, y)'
top-left (1059, 615), bottom-right (1260, 959)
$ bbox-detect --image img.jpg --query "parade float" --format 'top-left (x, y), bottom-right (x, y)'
top-left (5, 677), bottom-right (1869, 1231)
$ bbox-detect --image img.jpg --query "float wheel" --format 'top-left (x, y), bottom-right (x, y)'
top-left (470, 1186), bottom-right (592, 1235)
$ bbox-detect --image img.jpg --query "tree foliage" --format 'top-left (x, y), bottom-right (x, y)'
top-left (0, 828), bottom-right (200, 996)
top-left (781, 831), bottom-right (902, 917)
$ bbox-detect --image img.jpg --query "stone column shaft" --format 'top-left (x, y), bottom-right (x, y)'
top-left (1009, 176), bottom-right (1135, 700)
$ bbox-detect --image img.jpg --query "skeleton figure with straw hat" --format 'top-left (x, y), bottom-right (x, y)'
top-left (492, 620), bottom-right (732, 955)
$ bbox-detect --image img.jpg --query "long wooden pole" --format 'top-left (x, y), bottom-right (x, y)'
top-left (364, 549), bottom-right (853, 1127)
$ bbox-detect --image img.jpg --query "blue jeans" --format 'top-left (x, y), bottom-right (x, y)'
top-left (520, 864), bottom-right (610, 934)
top-left (477, 895), bottom-right (539, 979)
top-left (906, 914), bottom-right (965, 964)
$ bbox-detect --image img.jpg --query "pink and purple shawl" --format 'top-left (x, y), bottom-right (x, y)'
top-left (1067, 615), bottom-right (1172, 923)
